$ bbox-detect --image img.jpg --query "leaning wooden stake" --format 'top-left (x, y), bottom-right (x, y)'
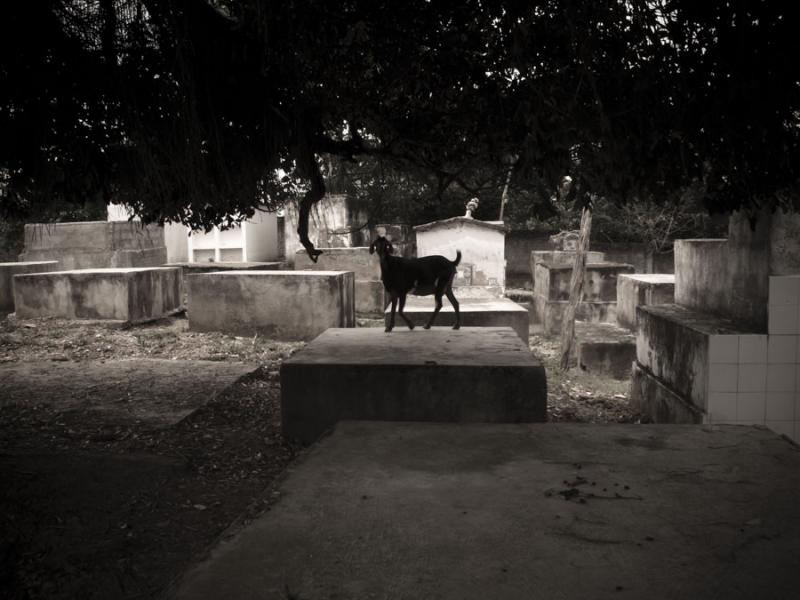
top-left (559, 205), bottom-right (593, 370)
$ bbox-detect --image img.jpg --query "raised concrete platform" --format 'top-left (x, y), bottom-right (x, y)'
top-left (20, 221), bottom-right (167, 269)
top-left (617, 274), bottom-right (675, 330)
top-left (534, 261), bottom-right (635, 335)
top-left (12, 267), bottom-right (181, 322)
top-left (187, 270), bottom-right (355, 340)
top-left (384, 297), bottom-right (530, 341)
top-left (0, 261), bottom-right (59, 314)
top-left (295, 247), bottom-right (386, 314)
top-left (529, 249), bottom-right (606, 288)
top-left (281, 327), bottom-right (546, 443)
top-left (164, 261), bottom-right (282, 305)
top-left (173, 421), bottom-right (800, 600)
top-left (575, 322), bottom-right (636, 380)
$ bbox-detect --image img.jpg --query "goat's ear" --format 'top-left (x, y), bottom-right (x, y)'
top-left (369, 240), bottom-right (375, 255)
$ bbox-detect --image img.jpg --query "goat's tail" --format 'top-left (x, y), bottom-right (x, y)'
top-left (452, 250), bottom-right (462, 267)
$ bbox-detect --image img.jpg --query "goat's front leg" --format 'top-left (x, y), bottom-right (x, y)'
top-left (386, 292), bottom-right (398, 332)
top-left (398, 293), bottom-right (415, 330)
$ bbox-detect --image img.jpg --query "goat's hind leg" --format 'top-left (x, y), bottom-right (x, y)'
top-left (445, 279), bottom-right (460, 330)
top-left (398, 293), bottom-right (415, 330)
top-left (386, 292), bottom-right (398, 332)
top-left (423, 282), bottom-right (445, 329)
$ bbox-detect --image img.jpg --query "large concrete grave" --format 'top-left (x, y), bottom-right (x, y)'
top-left (294, 247), bottom-right (386, 315)
top-left (529, 249), bottom-right (605, 289)
top-left (384, 296), bottom-right (530, 341)
top-left (20, 221), bottom-right (167, 270)
top-left (13, 267), bottom-right (181, 322)
top-left (576, 321), bottom-right (636, 380)
top-left (533, 261), bottom-right (635, 335)
top-left (616, 273), bottom-right (675, 330)
top-left (174, 421), bottom-right (800, 600)
top-left (281, 327), bottom-right (546, 443)
top-left (164, 261), bottom-right (281, 305)
top-left (0, 261), bottom-right (59, 315)
top-left (188, 270), bottom-right (355, 341)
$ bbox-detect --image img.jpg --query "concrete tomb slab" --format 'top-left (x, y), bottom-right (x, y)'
top-left (533, 261), bottom-right (635, 335)
top-left (575, 321), bottom-right (636, 380)
top-left (174, 421), bottom-right (800, 600)
top-left (187, 270), bottom-right (355, 340)
top-left (281, 327), bottom-right (546, 443)
top-left (0, 261), bottom-right (59, 315)
top-left (12, 267), bottom-right (181, 323)
top-left (164, 261), bottom-right (282, 305)
top-left (529, 249), bottom-right (606, 288)
top-left (616, 273), bottom-right (675, 330)
top-left (20, 221), bottom-right (167, 270)
top-left (383, 296), bottom-right (530, 341)
top-left (295, 247), bottom-right (386, 315)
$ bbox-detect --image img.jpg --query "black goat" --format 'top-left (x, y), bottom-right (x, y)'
top-left (369, 235), bottom-right (461, 332)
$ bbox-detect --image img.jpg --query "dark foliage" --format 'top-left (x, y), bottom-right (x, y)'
top-left (1, 1), bottom-right (798, 257)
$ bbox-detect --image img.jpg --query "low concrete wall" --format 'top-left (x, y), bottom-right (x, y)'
top-left (592, 242), bottom-right (674, 275)
top-left (187, 271), bottom-right (355, 340)
top-left (13, 267), bottom-right (182, 322)
top-left (506, 230), bottom-right (553, 288)
top-left (294, 247), bottom-right (379, 280)
top-left (281, 327), bottom-right (547, 443)
top-left (0, 261), bottom-right (59, 314)
top-left (295, 247), bottom-right (386, 314)
top-left (616, 274), bottom-right (675, 331)
top-left (20, 221), bottom-right (167, 270)
top-left (165, 262), bottom-right (282, 306)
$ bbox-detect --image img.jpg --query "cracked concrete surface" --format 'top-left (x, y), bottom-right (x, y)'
top-left (172, 422), bottom-right (800, 600)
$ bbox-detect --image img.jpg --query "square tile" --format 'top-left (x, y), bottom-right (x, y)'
top-left (708, 392), bottom-right (737, 421)
top-left (739, 335), bottom-right (768, 363)
top-left (768, 335), bottom-right (798, 364)
top-left (737, 364), bottom-right (766, 393)
top-left (709, 364), bottom-right (739, 393)
top-left (737, 392), bottom-right (766, 422)
top-left (765, 420), bottom-right (794, 438)
top-left (768, 276), bottom-right (800, 306)
top-left (769, 305), bottom-right (799, 335)
top-left (767, 364), bottom-right (796, 392)
top-left (766, 392), bottom-right (795, 421)
top-left (709, 335), bottom-right (739, 363)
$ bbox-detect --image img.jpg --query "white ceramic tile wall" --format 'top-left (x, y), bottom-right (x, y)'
top-left (706, 290), bottom-right (800, 442)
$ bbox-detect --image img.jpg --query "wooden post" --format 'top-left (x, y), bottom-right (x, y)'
top-left (559, 205), bottom-right (593, 370)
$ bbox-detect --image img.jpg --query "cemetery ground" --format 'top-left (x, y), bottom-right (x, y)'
top-left (0, 313), bottom-right (638, 599)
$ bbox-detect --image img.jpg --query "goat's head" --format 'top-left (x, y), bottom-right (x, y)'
top-left (369, 235), bottom-right (394, 258)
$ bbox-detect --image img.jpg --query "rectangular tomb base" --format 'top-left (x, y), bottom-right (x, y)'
top-left (281, 327), bottom-right (547, 443)
top-left (0, 261), bottom-right (59, 314)
top-left (384, 297), bottom-right (530, 341)
top-left (188, 270), bottom-right (355, 341)
top-left (12, 267), bottom-right (182, 322)
top-left (616, 274), bottom-right (675, 330)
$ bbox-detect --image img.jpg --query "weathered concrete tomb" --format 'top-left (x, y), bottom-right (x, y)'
top-left (165, 261), bottom-right (282, 305)
top-left (384, 296), bottom-right (530, 341)
top-left (0, 261), bottom-right (59, 315)
top-left (281, 327), bottom-right (547, 443)
top-left (13, 267), bottom-right (182, 322)
top-left (616, 273), bottom-right (675, 331)
top-left (575, 321), bottom-right (636, 380)
top-left (415, 216), bottom-right (506, 297)
top-left (533, 261), bottom-right (635, 335)
top-left (529, 249), bottom-right (606, 290)
top-left (174, 422), bottom-right (800, 600)
top-left (631, 210), bottom-right (800, 443)
top-left (187, 270), bottom-right (355, 341)
top-left (20, 221), bottom-right (167, 270)
top-left (294, 247), bottom-right (386, 315)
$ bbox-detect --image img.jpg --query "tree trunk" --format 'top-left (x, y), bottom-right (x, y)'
top-left (559, 205), bottom-right (593, 370)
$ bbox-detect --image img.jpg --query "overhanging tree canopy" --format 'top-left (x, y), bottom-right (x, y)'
top-left (1, 1), bottom-right (798, 259)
